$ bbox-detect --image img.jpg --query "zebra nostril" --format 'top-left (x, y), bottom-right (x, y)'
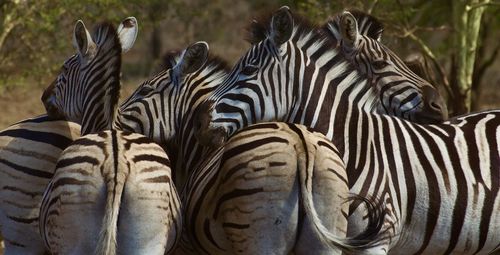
top-left (422, 85), bottom-right (447, 119)
top-left (429, 101), bottom-right (442, 112)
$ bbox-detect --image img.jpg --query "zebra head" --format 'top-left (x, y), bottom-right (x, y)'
top-left (196, 6), bottom-right (295, 147)
top-left (41, 17), bottom-right (138, 135)
top-left (118, 42), bottom-right (228, 146)
top-left (336, 11), bottom-right (448, 123)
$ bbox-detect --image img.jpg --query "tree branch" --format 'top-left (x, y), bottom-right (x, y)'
top-left (367, 0), bottom-right (379, 14)
top-left (466, 0), bottom-right (500, 11)
top-left (405, 32), bottom-right (453, 96)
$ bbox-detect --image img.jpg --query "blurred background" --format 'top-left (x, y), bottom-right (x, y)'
top-left (0, 0), bottom-right (499, 129)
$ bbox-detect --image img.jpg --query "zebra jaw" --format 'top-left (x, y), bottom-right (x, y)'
top-left (194, 101), bottom-right (228, 148)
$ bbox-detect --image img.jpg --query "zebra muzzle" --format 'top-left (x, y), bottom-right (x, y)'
top-left (41, 80), bottom-right (65, 120)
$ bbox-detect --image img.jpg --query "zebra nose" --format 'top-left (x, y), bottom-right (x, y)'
top-left (41, 79), bottom-right (56, 104)
top-left (420, 85), bottom-right (448, 123)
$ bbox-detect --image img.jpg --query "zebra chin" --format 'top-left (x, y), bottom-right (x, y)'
top-left (195, 124), bottom-right (227, 148)
top-left (194, 101), bottom-right (228, 148)
top-left (41, 79), bottom-right (65, 120)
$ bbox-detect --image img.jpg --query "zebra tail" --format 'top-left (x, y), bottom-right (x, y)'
top-left (95, 163), bottom-right (127, 255)
top-left (297, 140), bottom-right (386, 253)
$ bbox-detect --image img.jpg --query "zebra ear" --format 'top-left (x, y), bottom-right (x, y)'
top-left (175, 41), bottom-right (209, 77)
top-left (73, 20), bottom-right (96, 58)
top-left (347, 10), bottom-right (384, 42)
top-left (339, 11), bottom-right (360, 49)
top-left (117, 17), bottom-right (138, 53)
top-left (270, 6), bottom-right (293, 46)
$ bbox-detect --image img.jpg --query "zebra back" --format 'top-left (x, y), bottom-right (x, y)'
top-left (41, 18), bottom-right (138, 135)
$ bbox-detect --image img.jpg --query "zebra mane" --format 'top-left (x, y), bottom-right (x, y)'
top-left (84, 22), bottom-right (122, 133)
top-left (160, 50), bottom-right (231, 74)
top-left (245, 9), bottom-right (330, 47)
top-left (322, 9), bottom-right (384, 44)
top-left (348, 10), bottom-right (384, 40)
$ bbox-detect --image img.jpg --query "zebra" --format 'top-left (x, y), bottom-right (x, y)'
top-left (39, 20), bottom-right (182, 254)
top-left (0, 16), bottom-right (141, 255)
top-left (116, 42), bottom-right (387, 254)
top-left (196, 7), bottom-right (500, 254)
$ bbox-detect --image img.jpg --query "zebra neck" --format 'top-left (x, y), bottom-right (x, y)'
top-left (284, 50), bottom-right (376, 143)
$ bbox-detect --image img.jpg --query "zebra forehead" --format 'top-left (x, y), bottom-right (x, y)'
top-left (91, 21), bottom-right (119, 47)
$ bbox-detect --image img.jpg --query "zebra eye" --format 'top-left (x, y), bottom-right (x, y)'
top-left (241, 65), bottom-right (258, 76)
top-left (372, 60), bottom-right (389, 70)
top-left (137, 85), bottom-right (154, 96)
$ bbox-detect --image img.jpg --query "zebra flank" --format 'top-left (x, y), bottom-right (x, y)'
top-left (197, 7), bottom-right (500, 254)
top-left (0, 115), bottom-right (80, 254)
top-left (40, 130), bottom-right (181, 254)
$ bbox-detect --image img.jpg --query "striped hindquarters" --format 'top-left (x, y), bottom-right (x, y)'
top-left (39, 130), bottom-right (181, 255)
top-left (0, 115), bottom-right (80, 253)
top-left (182, 122), bottom-right (385, 254)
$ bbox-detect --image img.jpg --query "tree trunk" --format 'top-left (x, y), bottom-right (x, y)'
top-left (451, 0), bottom-right (489, 114)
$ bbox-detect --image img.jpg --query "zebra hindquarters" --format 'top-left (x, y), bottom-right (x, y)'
top-left (117, 132), bottom-right (182, 255)
top-left (39, 136), bottom-right (107, 254)
top-left (40, 131), bottom-right (181, 255)
top-left (0, 116), bottom-right (80, 255)
top-left (211, 122), bottom-right (349, 254)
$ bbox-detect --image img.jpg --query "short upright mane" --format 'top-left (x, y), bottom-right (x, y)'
top-left (160, 50), bottom-right (231, 74)
top-left (245, 10), bottom-right (331, 46)
top-left (89, 22), bottom-right (122, 132)
top-left (322, 9), bottom-right (384, 44)
top-left (349, 10), bottom-right (384, 40)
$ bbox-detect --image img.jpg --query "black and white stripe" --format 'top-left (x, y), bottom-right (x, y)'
top-left (198, 7), bottom-right (500, 254)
